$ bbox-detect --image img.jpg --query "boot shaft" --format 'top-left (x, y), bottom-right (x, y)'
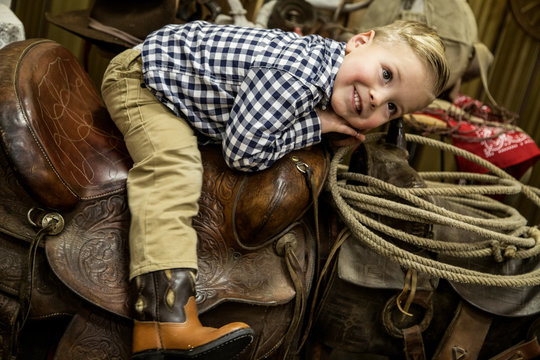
top-left (131, 269), bottom-right (254, 358)
top-left (133, 269), bottom-right (196, 323)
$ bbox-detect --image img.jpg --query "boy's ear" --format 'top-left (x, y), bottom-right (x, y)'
top-left (345, 30), bottom-right (375, 54)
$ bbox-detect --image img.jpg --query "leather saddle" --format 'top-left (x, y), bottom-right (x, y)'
top-left (0, 39), bottom-right (328, 358)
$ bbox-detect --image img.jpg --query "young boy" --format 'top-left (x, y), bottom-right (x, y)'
top-left (101, 19), bottom-right (449, 359)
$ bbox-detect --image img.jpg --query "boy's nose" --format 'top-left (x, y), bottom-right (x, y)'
top-left (369, 88), bottom-right (389, 109)
top-left (369, 90), bottom-right (380, 108)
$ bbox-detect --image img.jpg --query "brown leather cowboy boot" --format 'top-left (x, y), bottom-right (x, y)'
top-left (131, 269), bottom-right (254, 359)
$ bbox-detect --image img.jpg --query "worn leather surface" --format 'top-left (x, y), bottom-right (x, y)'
top-left (435, 201), bottom-right (540, 317)
top-left (432, 301), bottom-right (492, 360)
top-left (0, 38), bottom-right (322, 359)
top-left (0, 150), bottom-right (41, 244)
top-left (0, 39), bottom-right (131, 210)
top-left (39, 146), bottom-right (318, 318)
top-left (0, 291), bottom-right (20, 357)
top-left (230, 145), bottom-right (328, 249)
top-left (0, 155), bottom-right (80, 318)
top-left (53, 307), bottom-right (132, 360)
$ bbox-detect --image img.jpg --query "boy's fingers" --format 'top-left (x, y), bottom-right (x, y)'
top-left (355, 132), bottom-right (366, 142)
top-left (341, 126), bottom-right (365, 141)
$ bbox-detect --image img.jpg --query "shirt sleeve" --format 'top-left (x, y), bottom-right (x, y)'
top-left (223, 67), bottom-right (322, 172)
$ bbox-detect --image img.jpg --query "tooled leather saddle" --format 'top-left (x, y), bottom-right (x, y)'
top-left (0, 39), bottom-right (328, 359)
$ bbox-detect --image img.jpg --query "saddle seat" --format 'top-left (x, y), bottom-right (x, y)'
top-left (0, 38), bottom-right (327, 328)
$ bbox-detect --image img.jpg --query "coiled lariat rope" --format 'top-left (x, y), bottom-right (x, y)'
top-left (327, 132), bottom-right (540, 287)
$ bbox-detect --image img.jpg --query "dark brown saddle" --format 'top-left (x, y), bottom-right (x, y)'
top-left (0, 39), bottom-right (328, 359)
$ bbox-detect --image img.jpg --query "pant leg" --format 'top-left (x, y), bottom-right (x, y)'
top-left (101, 49), bottom-right (201, 280)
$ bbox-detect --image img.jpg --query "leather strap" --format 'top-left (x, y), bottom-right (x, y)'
top-left (489, 337), bottom-right (540, 360)
top-left (296, 228), bottom-right (351, 353)
top-left (19, 209), bottom-right (65, 335)
top-left (403, 325), bottom-right (426, 360)
top-left (279, 237), bottom-right (306, 359)
top-left (432, 301), bottom-right (492, 360)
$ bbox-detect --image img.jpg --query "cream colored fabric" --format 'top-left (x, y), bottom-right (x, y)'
top-left (102, 49), bottom-right (202, 279)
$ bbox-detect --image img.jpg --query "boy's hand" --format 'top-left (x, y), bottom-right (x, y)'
top-left (317, 108), bottom-right (365, 146)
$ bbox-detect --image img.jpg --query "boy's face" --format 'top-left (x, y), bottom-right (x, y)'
top-left (331, 30), bottom-right (434, 132)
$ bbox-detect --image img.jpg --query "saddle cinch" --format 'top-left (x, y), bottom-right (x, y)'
top-left (0, 39), bottom-right (328, 359)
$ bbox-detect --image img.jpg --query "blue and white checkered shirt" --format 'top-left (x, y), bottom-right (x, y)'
top-left (141, 21), bottom-right (345, 171)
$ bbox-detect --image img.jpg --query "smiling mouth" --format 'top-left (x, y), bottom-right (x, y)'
top-left (354, 89), bottom-right (362, 115)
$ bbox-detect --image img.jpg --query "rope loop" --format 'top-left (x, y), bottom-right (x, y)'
top-left (530, 227), bottom-right (540, 245)
top-left (328, 133), bottom-right (540, 287)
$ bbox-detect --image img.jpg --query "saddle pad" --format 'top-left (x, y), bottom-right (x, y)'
top-left (447, 259), bottom-right (540, 317)
top-left (434, 210), bottom-right (540, 317)
top-left (338, 237), bottom-right (438, 291)
top-left (0, 39), bottom-right (131, 210)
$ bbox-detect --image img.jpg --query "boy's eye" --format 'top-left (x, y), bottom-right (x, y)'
top-left (388, 102), bottom-right (397, 115)
top-left (383, 69), bottom-right (392, 82)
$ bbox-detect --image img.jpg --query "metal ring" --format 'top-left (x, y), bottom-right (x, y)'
top-left (382, 294), bottom-right (434, 338)
top-left (26, 207), bottom-right (43, 227)
top-left (26, 207), bottom-right (65, 235)
top-left (291, 156), bottom-right (309, 174)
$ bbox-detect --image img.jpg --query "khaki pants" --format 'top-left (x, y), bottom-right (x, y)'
top-left (101, 49), bottom-right (202, 279)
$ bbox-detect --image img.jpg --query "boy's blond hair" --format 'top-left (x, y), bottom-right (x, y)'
top-left (372, 20), bottom-right (449, 97)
